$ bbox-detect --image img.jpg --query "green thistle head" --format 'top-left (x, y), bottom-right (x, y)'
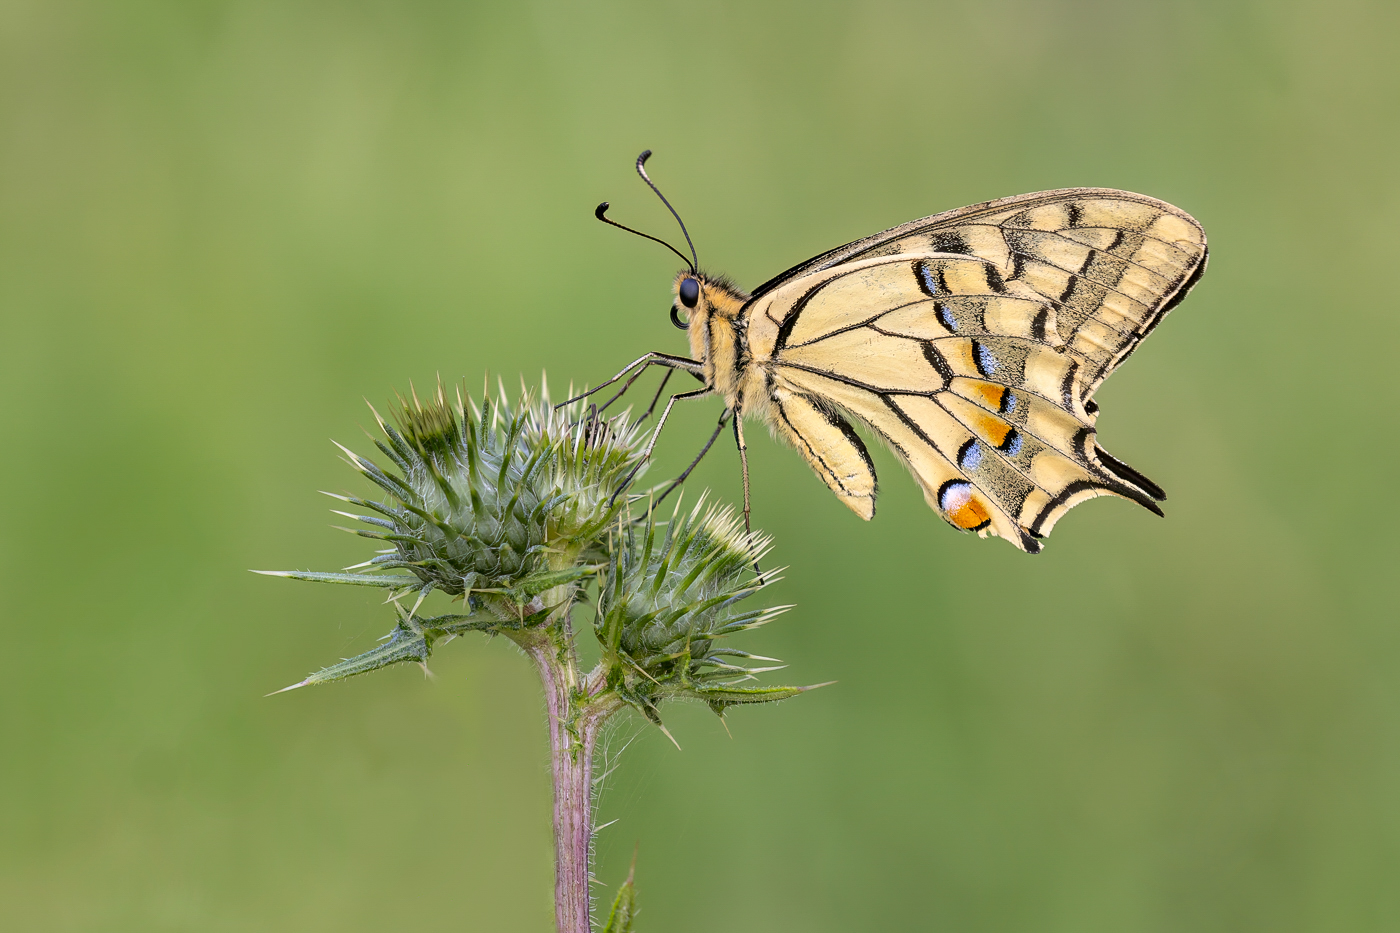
top-left (596, 495), bottom-right (808, 724)
top-left (260, 376), bottom-right (817, 715)
top-left (335, 379), bottom-right (647, 597)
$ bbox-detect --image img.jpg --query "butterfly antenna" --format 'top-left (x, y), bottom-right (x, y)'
top-left (635, 150), bottom-right (699, 272)
top-left (594, 202), bottom-right (695, 273)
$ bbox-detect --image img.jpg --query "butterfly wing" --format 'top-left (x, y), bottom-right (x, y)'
top-left (752, 188), bottom-right (1207, 399)
top-left (742, 189), bottom-right (1206, 552)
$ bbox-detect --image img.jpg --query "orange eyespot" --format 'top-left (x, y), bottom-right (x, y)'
top-left (938, 481), bottom-right (991, 531)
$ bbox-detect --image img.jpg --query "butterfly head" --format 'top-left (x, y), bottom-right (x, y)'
top-left (671, 270), bottom-right (749, 366)
top-left (671, 274), bottom-right (700, 328)
top-left (671, 270), bottom-right (748, 327)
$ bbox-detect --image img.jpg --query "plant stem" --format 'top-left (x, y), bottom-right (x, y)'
top-left (523, 632), bottom-right (604, 933)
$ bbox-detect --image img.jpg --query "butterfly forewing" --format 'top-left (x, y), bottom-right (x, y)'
top-left (741, 189), bottom-right (1205, 551)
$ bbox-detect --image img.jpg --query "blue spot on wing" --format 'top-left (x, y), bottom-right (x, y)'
top-left (975, 343), bottom-right (998, 376)
top-left (959, 441), bottom-right (984, 471)
top-left (919, 264), bottom-right (939, 296)
top-left (1004, 431), bottom-right (1023, 456)
top-left (937, 303), bottom-right (957, 332)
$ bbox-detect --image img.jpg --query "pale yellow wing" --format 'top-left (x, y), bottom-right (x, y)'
top-left (742, 190), bottom-right (1205, 552)
top-left (771, 391), bottom-right (878, 520)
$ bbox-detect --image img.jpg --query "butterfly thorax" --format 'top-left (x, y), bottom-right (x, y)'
top-left (674, 272), bottom-right (753, 403)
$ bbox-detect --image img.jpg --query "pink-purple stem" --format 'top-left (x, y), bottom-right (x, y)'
top-left (526, 639), bottom-right (603, 933)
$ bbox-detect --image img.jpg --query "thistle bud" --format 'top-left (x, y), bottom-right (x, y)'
top-left (259, 378), bottom-right (650, 688)
top-left (352, 380), bottom-right (649, 596)
top-left (595, 495), bottom-right (811, 725)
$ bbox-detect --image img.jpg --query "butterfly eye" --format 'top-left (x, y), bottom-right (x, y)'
top-left (678, 277), bottom-right (700, 308)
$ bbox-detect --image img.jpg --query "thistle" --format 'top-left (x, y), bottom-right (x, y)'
top-left (258, 378), bottom-right (820, 933)
top-left (597, 497), bottom-right (803, 735)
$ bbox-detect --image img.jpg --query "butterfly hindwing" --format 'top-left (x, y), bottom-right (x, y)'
top-left (773, 365), bottom-right (1040, 551)
top-left (739, 191), bottom-right (1205, 552)
top-left (771, 392), bottom-right (878, 520)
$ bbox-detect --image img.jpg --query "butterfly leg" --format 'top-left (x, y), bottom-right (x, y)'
top-left (731, 413), bottom-right (764, 577)
top-left (599, 365), bottom-right (673, 421)
top-left (654, 408), bottom-right (732, 507)
top-left (558, 352), bottom-right (705, 408)
top-left (607, 387), bottom-right (713, 507)
top-left (732, 414), bottom-right (753, 536)
top-left (633, 368), bottom-right (674, 421)
top-left (596, 362), bottom-right (668, 415)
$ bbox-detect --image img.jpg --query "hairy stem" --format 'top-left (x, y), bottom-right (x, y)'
top-left (523, 631), bottom-right (605, 933)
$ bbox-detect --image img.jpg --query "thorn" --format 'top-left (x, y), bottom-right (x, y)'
top-left (330, 439), bottom-right (366, 468)
top-left (656, 722), bottom-right (682, 751)
top-left (621, 655), bottom-right (661, 686)
top-left (718, 716), bottom-right (733, 739)
top-left (365, 398), bottom-right (388, 430)
top-left (265, 679), bottom-right (309, 696)
top-left (626, 842), bottom-right (638, 885)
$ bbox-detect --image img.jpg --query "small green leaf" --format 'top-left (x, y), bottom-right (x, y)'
top-left (683, 681), bottom-right (831, 712)
top-left (272, 620), bottom-right (431, 693)
top-left (423, 612), bottom-right (503, 636)
top-left (600, 854), bottom-right (638, 933)
top-left (505, 564), bottom-right (598, 603)
top-left (274, 606), bottom-right (507, 691)
top-left (253, 570), bottom-right (421, 588)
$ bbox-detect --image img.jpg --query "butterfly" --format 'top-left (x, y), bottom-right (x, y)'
top-left (575, 151), bottom-right (1207, 553)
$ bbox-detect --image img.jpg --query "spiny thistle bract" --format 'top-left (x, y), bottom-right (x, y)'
top-left (347, 379), bottom-right (649, 597)
top-left (259, 376), bottom-right (815, 720)
top-left (596, 495), bottom-right (812, 725)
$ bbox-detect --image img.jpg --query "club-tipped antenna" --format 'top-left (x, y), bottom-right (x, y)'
top-left (594, 202), bottom-right (695, 272)
top-left (635, 150), bottom-right (699, 272)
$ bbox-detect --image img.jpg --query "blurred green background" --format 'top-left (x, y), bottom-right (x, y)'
top-left (2, 1), bottom-right (1398, 930)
